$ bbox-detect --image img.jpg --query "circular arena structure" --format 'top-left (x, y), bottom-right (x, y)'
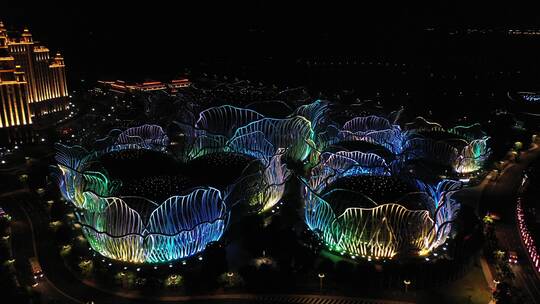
top-left (53, 99), bottom-right (490, 264)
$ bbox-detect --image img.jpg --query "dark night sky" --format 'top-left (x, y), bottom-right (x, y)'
top-left (2, 1), bottom-right (540, 83)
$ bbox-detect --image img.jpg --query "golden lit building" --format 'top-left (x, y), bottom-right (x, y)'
top-left (98, 78), bottom-right (191, 94)
top-left (0, 21), bottom-right (68, 128)
top-left (0, 22), bottom-right (31, 128)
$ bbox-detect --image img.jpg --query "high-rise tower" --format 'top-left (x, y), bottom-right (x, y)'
top-left (0, 21), bottom-right (69, 128)
top-left (0, 21), bottom-right (32, 127)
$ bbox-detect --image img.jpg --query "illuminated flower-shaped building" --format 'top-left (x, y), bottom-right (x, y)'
top-left (177, 103), bottom-right (325, 213)
top-left (53, 125), bottom-right (231, 264)
top-left (334, 115), bottom-right (404, 155)
top-left (304, 114), bottom-right (462, 259)
top-left (403, 117), bottom-right (491, 174)
top-left (52, 92), bottom-right (484, 265)
top-left (53, 100), bottom-right (326, 263)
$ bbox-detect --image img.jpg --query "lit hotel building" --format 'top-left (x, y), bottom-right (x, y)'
top-left (98, 79), bottom-right (191, 94)
top-left (0, 21), bottom-right (68, 128)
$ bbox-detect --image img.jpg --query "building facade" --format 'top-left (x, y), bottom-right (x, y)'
top-left (0, 21), bottom-right (68, 128)
top-left (98, 78), bottom-right (191, 94)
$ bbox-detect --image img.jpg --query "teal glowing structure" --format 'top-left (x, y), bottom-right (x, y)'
top-left (303, 149), bottom-right (462, 259)
top-left (53, 125), bottom-right (229, 264)
top-left (301, 112), bottom-right (469, 260)
top-left (176, 103), bottom-right (324, 213)
top-left (53, 98), bottom-right (326, 263)
top-left (403, 117), bottom-right (491, 174)
top-left (53, 94), bottom-right (485, 264)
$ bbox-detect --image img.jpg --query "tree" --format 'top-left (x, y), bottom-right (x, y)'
top-left (78, 260), bottom-right (94, 278)
top-left (59, 244), bottom-right (72, 257)
top-left (18, 174), bottom-right (29, 185)
top-left (165, 274), bottom-right (183, 288)
top-left (48, 221), bottom-right (62, 233)
top-left (115, 271), bottom-right (137, 288)
top-left (494, 250), bottom-right (505, 261)
top-left (0, 216), bottom-right (10, 235)
top-left (218, 272), bottom-right (244, 288)
top-left (493, 282), bottom-right (513, 304)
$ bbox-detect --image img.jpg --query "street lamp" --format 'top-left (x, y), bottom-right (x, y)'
top-left (227, 272), bottom-right (234, 286)
top-left (318, 273), bottom-right (325, 292)
top-left (403, 280), bottom-right (411, 293)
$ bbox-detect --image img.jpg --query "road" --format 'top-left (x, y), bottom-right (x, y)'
top-left (479, 141), bottom-right (540, 303)
top-left (496, 224), bottom-right (540, 303)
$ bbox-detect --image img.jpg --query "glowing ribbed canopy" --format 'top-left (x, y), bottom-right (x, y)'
top-left (53, 100), bottom-right (486, 264)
